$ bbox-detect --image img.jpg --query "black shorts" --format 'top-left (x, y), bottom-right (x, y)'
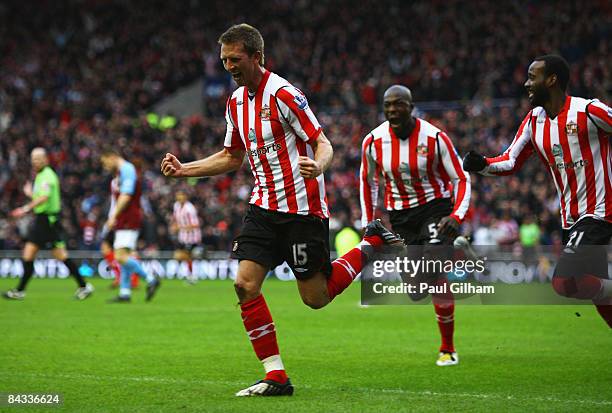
top-left (389, 198), bottom-right (454, 246)
top-left (231, 205), bottom-right (332, 280)
top-left (26, 214), bottom-right (66, 249)
top-left (103, 230), bottom-right (115, 246)
top-left (554, 218), bottom-right (612, 279)
top-left (389, 199), bottom-right (455, 299)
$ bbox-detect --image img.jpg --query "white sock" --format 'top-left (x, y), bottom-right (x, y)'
top-left (119, 287), bottom-right (131, 297)
top-left (262, 354), bottom-right (284, 373)
top-left (358, 240), bottom-right (372, 250)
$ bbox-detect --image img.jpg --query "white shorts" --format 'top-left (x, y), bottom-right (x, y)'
top-left (113, 230), bottom-right (139, 250)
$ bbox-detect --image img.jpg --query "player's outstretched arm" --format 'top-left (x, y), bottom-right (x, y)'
top-left (161, 149), bottom-right (244, 178)
top-left (298, 131), bottom-right (333, 179)
top-left (468, 112), bottom-right (535, 176)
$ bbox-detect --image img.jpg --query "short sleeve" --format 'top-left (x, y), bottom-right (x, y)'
top-left (275, 86), bottom-right (322, 144)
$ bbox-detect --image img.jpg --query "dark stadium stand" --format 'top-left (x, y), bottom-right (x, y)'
top-left (0, 0), bottom-right (609, 251)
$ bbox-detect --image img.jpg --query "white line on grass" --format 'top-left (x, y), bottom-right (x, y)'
top-left (1, 371), bottom-right (610, 407)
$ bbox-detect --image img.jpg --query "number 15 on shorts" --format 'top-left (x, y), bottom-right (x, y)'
top-left (292, 243), bottom-right (308, 266)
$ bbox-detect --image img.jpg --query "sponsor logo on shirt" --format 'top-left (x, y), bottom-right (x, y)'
top-left (398, 162), bottom-right (427, 184)
top-left (550, 159), bottom-right (590, 170)
top-left (416, 144), bottom-right (428, 156)
top-left (248, 142), bottom-right (283, 158)
top-left (552, 144), bottom-right (563, 159)
top-left (248, 128), bottom-right (257, 142)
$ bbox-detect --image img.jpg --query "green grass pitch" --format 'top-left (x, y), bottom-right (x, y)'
top-left (0, 278), bottom-right (610, 412)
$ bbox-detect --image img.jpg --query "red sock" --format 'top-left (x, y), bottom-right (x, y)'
top-left (265, 369), bottom-right (288, 383)
top-left (327, 246), bottom-right (367, 301)
top-left (594, 304), bottom-right (612, 328)
top-left (240, 295), bottom-right (286, 382)
top-left (187, 260), bottom-right (193, 274)
top-left (363, 235), bottom-right (383, 248)
top-left (104, 252), bottom-right (121, 284)
top-left (131, 274), bottom-right (139, 288)
top-left (553, 275), bottom-right (603, 299)
top-left (433, 279), bottom-right (455, 353)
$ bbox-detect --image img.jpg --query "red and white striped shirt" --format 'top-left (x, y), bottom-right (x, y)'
top-left (173, 201), bottom-right (201, 245)
top-left (360, 118), bottom-right (471, 226)
top-left (224, 70), bottom-right (328, 218)
top-left (484, 96), bottom-right (612, 229)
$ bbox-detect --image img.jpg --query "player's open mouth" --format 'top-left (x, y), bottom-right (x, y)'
top-left (527, 91), bottom-right (534, 99)
top-left (232, 73), bottom-right (242, 81)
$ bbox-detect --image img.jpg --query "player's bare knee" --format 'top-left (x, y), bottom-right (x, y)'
top-left (301, 294), bottom-right (328, 310)
top-left (234, 280), bottom-right (260, 302)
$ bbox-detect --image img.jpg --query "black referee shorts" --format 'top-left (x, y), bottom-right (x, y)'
top-left (26, 214), bottom-right (66, 249)
top-left (231, 205), bottom-right (332, 280)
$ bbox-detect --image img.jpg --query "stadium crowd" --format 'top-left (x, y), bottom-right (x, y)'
top-left (0, 0), bottom-right (610, 252)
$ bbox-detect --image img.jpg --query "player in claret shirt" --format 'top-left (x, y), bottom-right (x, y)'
top-left (161, 23), bottom-right (404, 397)
top-left (360, 85), bottom-right (472, 367)
top-left (102, 150), bottom-right (160, 303)
top-left (463, 55), bottom-right (612, 328)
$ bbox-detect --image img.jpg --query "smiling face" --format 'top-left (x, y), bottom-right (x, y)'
top-left (220, 42), bottom-right (262, 89)
top-left (524, 60), bottom-right (551, 107)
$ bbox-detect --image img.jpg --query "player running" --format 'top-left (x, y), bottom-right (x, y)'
top-left (3, 148), bottom-right (94, 300)
top-left (360, 85), bottom-right (471, 366)
top-left (171, 190), bottom-right (202, 284)
top-left (101, 150), bottom-right (160, 303)
top-left (161, 23), bottom-right (404, 396)
top-left (101, 176), bottom-right (139, 290)
top-left (462, 55), bottom-right (612, 327)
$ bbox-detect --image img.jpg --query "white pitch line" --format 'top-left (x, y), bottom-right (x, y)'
top-left (1, 372), bottom-right (610, 407)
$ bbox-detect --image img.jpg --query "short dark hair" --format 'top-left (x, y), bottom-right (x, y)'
top-left (534, 54), bottom-right (570, 91)
top-left (218, 23), bottom-right (265, 65)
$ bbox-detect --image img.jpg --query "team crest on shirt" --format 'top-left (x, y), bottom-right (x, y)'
top-left (260, 105), bottom-right (271, 120)
top-left (416, 144), bottom-right (428, 156)
top-left (552, 144), bottom-right (563, 158)
top-left (565, 121), bottom-right (578, 135)
top-left (293, 94), bottom-right (309, 110)
top-left (248, 128), bottom-right (257, 142)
